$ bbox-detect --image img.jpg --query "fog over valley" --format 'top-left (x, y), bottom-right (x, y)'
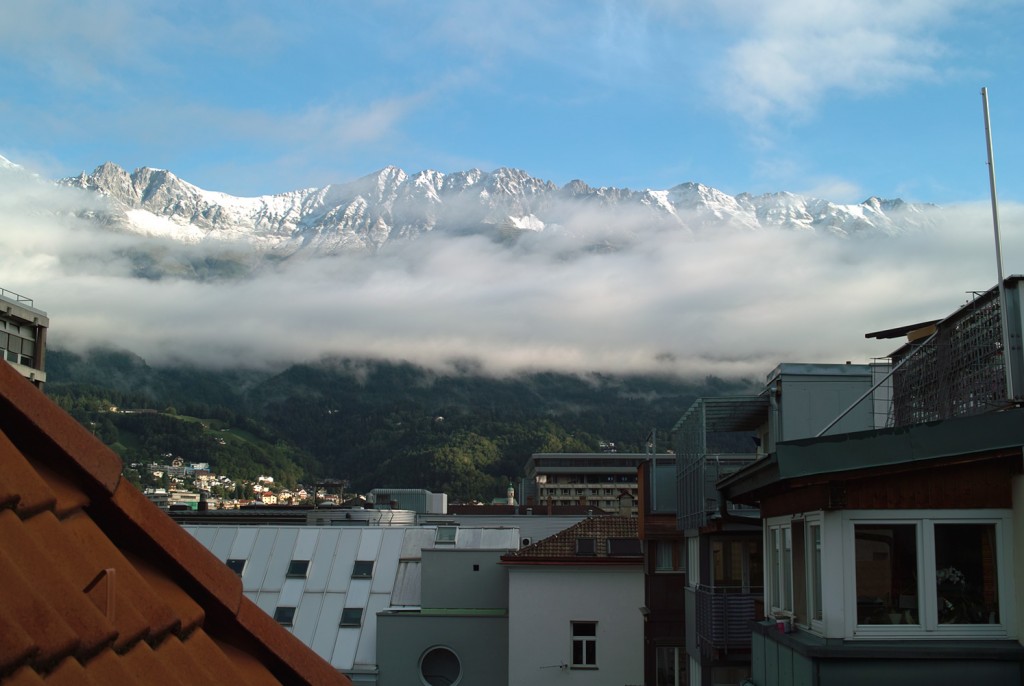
top-left (3, 160), bottom-right (1021, 380)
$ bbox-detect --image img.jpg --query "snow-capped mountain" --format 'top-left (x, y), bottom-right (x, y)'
top-left (58, 162), bottom-right (935, 261)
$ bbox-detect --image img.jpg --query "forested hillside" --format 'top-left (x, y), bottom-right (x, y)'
top-left (45, 349), bottom-right (756, 501)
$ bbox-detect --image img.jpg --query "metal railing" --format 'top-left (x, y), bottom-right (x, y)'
top-left (0, 287), bottom-right (33, 307)
top-left (694, 584), bottom-right (762, 655)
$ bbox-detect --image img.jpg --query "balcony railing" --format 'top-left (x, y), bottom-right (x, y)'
top-left (694, 585), bottom-right (762, 656)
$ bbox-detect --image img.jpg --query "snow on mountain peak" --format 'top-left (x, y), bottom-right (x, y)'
top-left (52, 161), bottom-right (933, 260)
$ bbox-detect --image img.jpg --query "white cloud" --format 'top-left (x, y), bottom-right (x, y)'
top-left (709, 0), bottom-right (964, 123)
top-left (1, 165), bottom-right (1018, 381)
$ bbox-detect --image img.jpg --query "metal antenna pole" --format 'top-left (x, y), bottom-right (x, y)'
top-left (982, 87), bottom-right (1015, 401)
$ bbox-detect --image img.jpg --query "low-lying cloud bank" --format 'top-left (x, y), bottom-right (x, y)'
top-left (2, 165), bottom-right (1019, 381)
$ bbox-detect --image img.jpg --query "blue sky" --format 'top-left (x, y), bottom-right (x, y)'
top-left (2, 0), bottom-right (1022, 204)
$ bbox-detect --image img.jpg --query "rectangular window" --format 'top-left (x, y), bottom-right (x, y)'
top-left (934, 523), bottom-right (998, 625)
top-left (846, 514), bottom-right (1013, 638)
top-left (656, 645), bottom-right (683, 686)
top-left (351, 560), bottom-right (374, 578)
top-left (435, 526), bottom-right (458, 544)
top-left (656, 541), bottom-right (680, 573)
top-left (607, 538), bottom-right (642, 556)
top-left (854, 523), bottom-right (919, 625)
top-left (767, 525), bottom-right (793, 613)
top-left (286, 559), bottom-right (310, 578)
top-left (576, 538), bottom-right (596, 556)
top-left (226, 558), bottom-right (246, 575)
top-left (571, 621), bottom-right (597, 668)
top-left (273, 606), bottom-right (296, 626)
top-left (809, 523), bottom-right (823, 622)
top-left (339, 607), bottom-right (363, 627)
top-left (686, 537), bottom-right (699, 588)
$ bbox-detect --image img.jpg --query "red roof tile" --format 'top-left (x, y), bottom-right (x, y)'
top-left (0, 361), bottom-right (350, 685)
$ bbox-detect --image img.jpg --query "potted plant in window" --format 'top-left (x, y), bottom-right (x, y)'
top-left (936, 566), bottom-right (983, 623)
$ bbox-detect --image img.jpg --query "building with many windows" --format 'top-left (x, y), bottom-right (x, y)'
top-left (526, 452), bottom-right (675, 514)
top-left (638, 456), bottom-right (687, 686)
top-left (672, 362), bottom-right (888, 686)
top-left (720, 409), bottom-right (1024, 685)
top-left (0, 286), bottom-right (48, 387)
top-left (697, 279), bottom-right (1024, 685)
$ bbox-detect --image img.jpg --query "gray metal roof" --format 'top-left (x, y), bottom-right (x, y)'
top-left (718, 407), bottom-right (1024, 502)
top-left (183, 524), bottom-right (520, 674)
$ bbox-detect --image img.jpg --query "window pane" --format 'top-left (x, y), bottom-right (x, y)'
top-left (656, 542), bottom-right (674, 571)
top-left (769, 529), bottom-right (780, 607)
top-left (810, 524), bottom-right (823, 621)
top-left (352, 560), bottom-right (374, 578)
top-left (286, 559), bottom-right (309, 578)
top-left (935, 523), bottom-right (999, 624)
top-left (782, 527), bottom-right (792, 609)
top-left (572, 622), bottom-right (596, 636)
top-left (855, 524), bottom-right (918, 625)
top-left (572, 641), bottom-right (584, 665)
top-left (656, 646), bottom-right (681, 686)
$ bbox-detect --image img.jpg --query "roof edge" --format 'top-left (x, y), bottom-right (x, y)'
top-left (0, 362), bottom-right (122, 496)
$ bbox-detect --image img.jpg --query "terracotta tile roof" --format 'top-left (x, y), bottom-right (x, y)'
top-left (0, 362), bottom-right (350, 686)
top-left (501, 515), bottom-right (642, 564)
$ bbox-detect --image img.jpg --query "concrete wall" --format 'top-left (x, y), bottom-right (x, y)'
top-left (421, 549), bottom-right (508, 610)
top-left (775, 367), bottom-right (874, 442)
top-left (508, 565), bottom-right (643, 686)
top-left (377, 613), bottom-right (507, 686)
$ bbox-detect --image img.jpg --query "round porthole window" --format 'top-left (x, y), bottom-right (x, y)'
top-left (419, 646), bottom-right (461, 686)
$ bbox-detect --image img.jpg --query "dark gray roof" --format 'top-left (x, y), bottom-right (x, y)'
top-left (718, 407), bottom-right (1024, 501)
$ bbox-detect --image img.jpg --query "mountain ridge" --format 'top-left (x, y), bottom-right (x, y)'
top-left (58, 161), bottom-right (936, 260)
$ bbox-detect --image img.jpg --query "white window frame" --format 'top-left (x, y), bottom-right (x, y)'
top-left (842, 509), bottom-right (1015, 640)
top-left (806, 517), bottom-right (825, 633)
top-left (766, 513), bottom-right (824, 632)
top-left (765, 519), bottom-right (793, 616)
top-left (686, 536), bottom-right (699, 588)
top-left (570, 621), bottom-right (598, 669)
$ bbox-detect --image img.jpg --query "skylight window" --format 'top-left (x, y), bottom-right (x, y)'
top-left (274, 606), bottom-right (296, 626)
top-left (435, 526), bottom-right (458, 544)
top-left (607, 538), bottom-right (642, 557)
top-left (576, 538), bottom-right (596, 556)
top-left (286, 559), bottom-right (310, 578)
top-left (352, 560), bottom-right (374, 578)
top-left (225, 558), bottom-right (246, 575)
top-left (339, 607), bottom-right (363, 627)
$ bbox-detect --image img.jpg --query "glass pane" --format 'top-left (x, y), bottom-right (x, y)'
top-left (657, 542), bottom-right (674, 571)
top-left (810, 524), bottom-right (822, 621)
top-left (572, 622), bottom-right (596, 636)
top-left (572, 641), bottom-right (583, 665)
top-left (855, 524), bottom-right (918, 625)
top-left (585, 641), bottom-right (596, 665)
top-left (769, 529), bottom-right (780, 607)
top-left (782, 527), bottom-right (792, 609)
top-left (935, 523), bottom-right (999, 624)
top-left (656, 646), bottom-right (681, 686)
